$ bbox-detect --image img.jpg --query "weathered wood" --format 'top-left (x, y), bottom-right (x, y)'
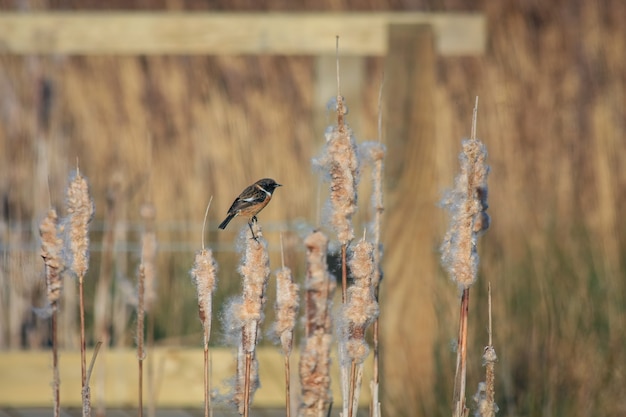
top-left (381, 24), bottom-right (441, 415)
top-left (0, 12), bottom-right (485, 55)
top-left (0, 347), bottom-right (372, 407)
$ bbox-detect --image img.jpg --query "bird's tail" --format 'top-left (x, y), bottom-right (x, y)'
top-left (218, 213), bottom-right (236, 230)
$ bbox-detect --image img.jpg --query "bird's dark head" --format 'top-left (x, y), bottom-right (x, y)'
top-left (257, 178), bottom-right (282, 194)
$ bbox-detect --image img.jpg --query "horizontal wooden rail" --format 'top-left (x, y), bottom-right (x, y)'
top-left (0, 12), bottom-right (485, 55)
top-left (0, 347), bottom-right (372, 408)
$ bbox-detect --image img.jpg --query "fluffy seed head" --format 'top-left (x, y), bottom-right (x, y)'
top-left (65, 170), bottom-right (94, 279)
top-left (40, 208), bottom-right (64, 307)
top-left (441, 139), bottom-right (490, 289)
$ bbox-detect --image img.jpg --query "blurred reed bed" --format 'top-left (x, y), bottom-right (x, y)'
top-left (0, 54), bottom-right (318, 348)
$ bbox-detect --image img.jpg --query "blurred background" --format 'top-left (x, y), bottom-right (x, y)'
top-left (1, 1), bottom-right (625, 416)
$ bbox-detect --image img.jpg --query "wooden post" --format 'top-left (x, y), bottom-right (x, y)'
top-left (381, 24), bottom-right (441, 415)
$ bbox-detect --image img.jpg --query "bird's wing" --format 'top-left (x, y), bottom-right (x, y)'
top-left (226, 184), bottom-right (258, 214)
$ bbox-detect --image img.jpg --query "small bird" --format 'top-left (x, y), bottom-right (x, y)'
top-left (218, 178), bottom-right (282, 239)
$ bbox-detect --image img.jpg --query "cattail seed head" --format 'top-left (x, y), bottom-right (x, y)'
top-left (441, 138), bottom-right (490, 290)
top-left (237, 226), bottom-right (270, 343)
top-left (190, 248), bottom-right (218, 341)
top-left (65, 170), bottom-right (94, 279)
top-left (274, 266), bottom-right (299, 356)
top-left (299, 230), bottom-right (336, 417)
top-left (343, 239), bottom-right (379, 363)
top-left (313, 97), bottom-right (359, 245)
top-left (40, 208), bottom-right (64, 307)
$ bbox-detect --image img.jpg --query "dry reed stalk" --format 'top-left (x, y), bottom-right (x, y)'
top-left (313, 41), bottom-right (359, 304)
top-left (275, 267), bottom-right (299, 355)
top-left (474, 283), bottom-right (498, 417)
top-left (341, 238), bottom-right (379, 417)
top-left (134, 200), bottom-right (157, 417)
top-left (298, 230), bottom-right (336, 417)
top-left (312, 46), bottom-right (359, 416)
top-left (441, 99), bottom-right (490, 417)
top-left (83, 342), bottom-right (102, 417)
top-left (140, 203), bottom-right (158, 312)
top-left (136, 263), bottom-right (146, 417)
top-left (369, 139), bottom-right (385, 416)
top-left (39, 208), bottom-right (64, 417)
top-left (365, 81), bottom-right (386, 417)
top-left (190, 198), bottom-right (219, 417)
top-left (273, 240), bottom-right (299, 417)
top-left (233, 222), bottom-right (270, 417)
top-left (191, 247), bottom-right (218, 417)
top-left (64, 168), bottom-right (94, 417)
top-left (139, 202), bottom-right (157, 417)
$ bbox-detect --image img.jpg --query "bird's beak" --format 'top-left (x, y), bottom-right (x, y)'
top-left (277, 183), bottom-right (283, 187)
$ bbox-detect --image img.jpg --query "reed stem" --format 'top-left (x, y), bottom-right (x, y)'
top-left (137, 265), bottom-right (145, 417)
top-left (52, 312), bottom-right (60, 417)
top-left (79, 276), bottom-right (87, 391)
top-left (341, 244), bottom-right (348, 303)
top-left (285, 355), bottom-right (291, 417)
top-left (453, 288), bottom-right (470, 417)
top-left (244, 351), bottom-right (253, 417)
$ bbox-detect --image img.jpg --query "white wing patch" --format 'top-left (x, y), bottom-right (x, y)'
top-left (256, 185), bottom-right (271, 197)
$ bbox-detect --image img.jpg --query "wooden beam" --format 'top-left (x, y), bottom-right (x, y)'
top-left (0, 347), bottom-right (373, 407)
top-left (0, 12), bottom-right (485, 55)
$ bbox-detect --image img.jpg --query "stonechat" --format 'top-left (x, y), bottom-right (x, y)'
top-left (218, 178), bottom-right (282, 239)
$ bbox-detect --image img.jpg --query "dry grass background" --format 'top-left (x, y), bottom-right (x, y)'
top-left (1, 1), bottom-right (626, 416)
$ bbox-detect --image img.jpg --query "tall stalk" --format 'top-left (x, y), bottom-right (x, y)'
top-left (40, 208), bottom-right (64, 417)
top-left (440, 98), bottom-right (490, 417)
top-left (65, 168), bottom-right (94, 417)
top-left (191, 198), bottom-right (218, 417)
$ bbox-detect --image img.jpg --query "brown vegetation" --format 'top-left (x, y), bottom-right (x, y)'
top-left (1, 1), bottom-right (626, 417)
top-left (299, 230), bottom-right (335, 417)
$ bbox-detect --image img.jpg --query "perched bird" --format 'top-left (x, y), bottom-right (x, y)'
top-left (218, 178), bottom-right (282, 239)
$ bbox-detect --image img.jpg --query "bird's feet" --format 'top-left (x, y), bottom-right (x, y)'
top-left (247, 221), bottom-right (259, 241)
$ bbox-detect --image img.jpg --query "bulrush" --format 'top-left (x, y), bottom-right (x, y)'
top-left (298, 230), bottom-right (335, 417)
top-left (274, 258), bottom-right (299, 417)
top-left (66, 169), bottom-right (94, 281)
top-left (41, 209), bottom-right (64, 311)
top-left (39, 208), bottom-right (64, 417)
top-left (233, 222), bottom-right (270, 417)
top-left (440, 99), bottom-right (490, 417)
top-left (191, 246), bottom-right (218, 417)
top-left (64, 168), bottom-right (94, 417)
top-left (342, 238), bottom-right (379, 417)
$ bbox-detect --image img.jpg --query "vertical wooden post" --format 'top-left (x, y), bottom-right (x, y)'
top-left (381, 24), bottom-right (440, 415)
